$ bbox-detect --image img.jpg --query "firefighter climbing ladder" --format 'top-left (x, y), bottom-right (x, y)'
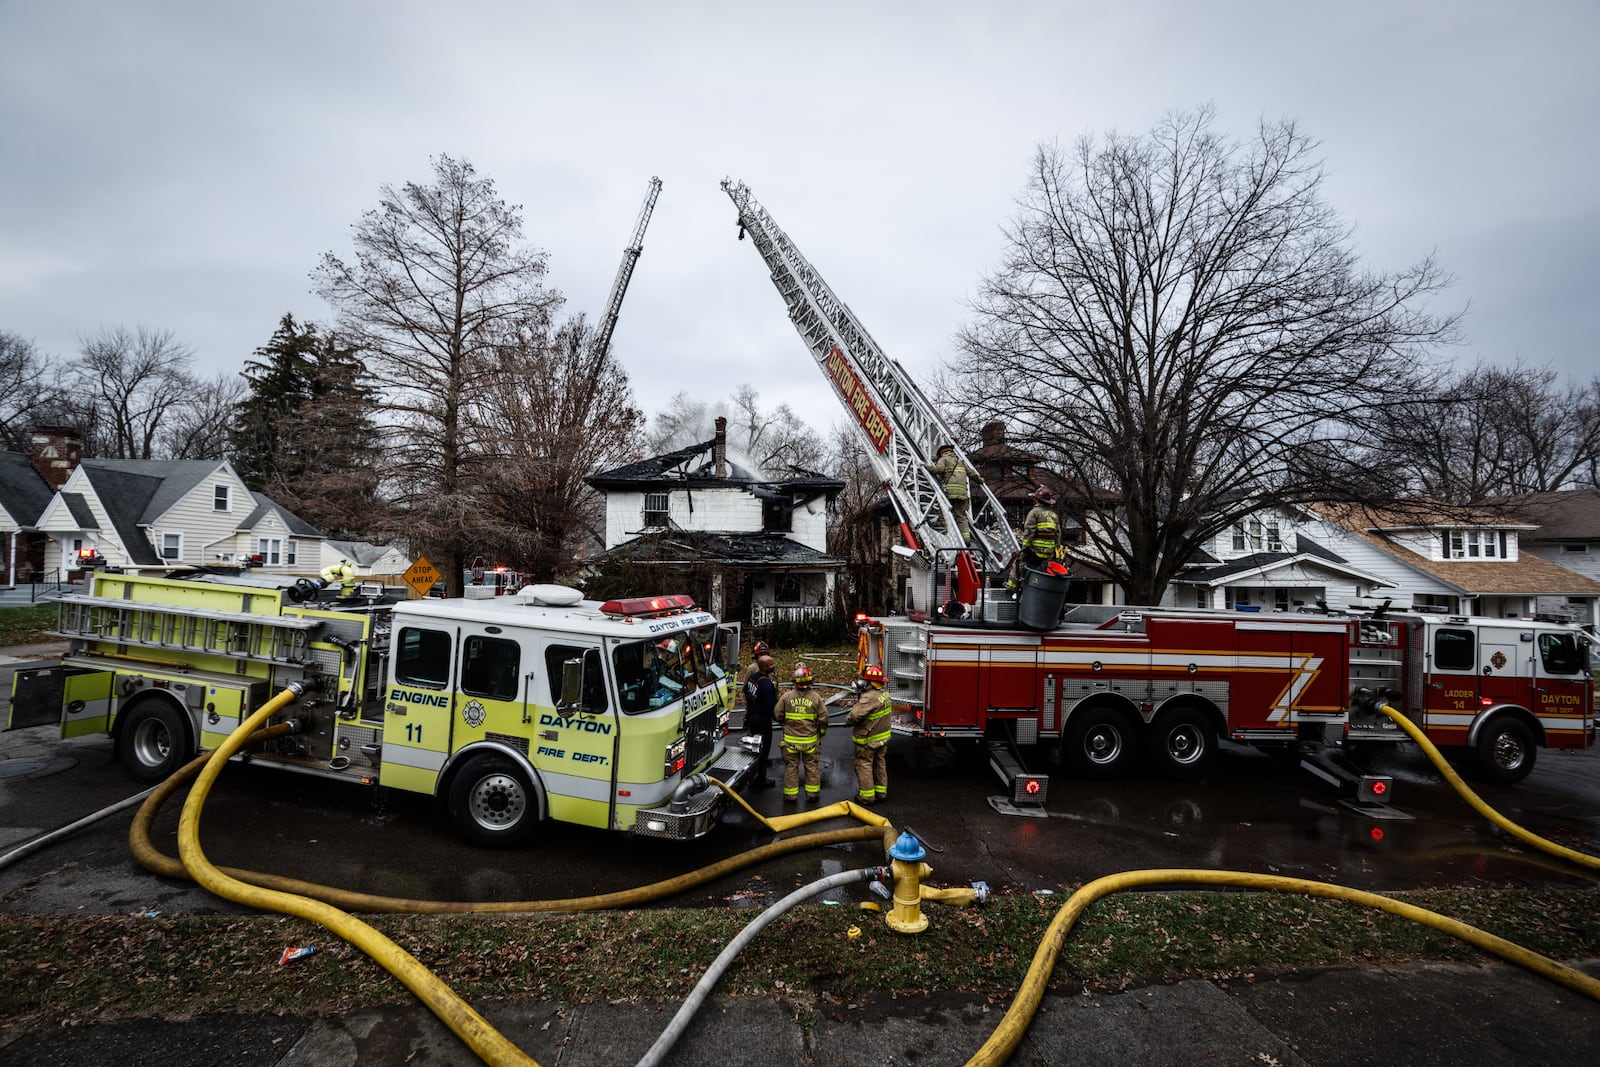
top-left (54, 594), bottom-right (320, 666)
top-left (721, 180), bottom-right (1020, 604)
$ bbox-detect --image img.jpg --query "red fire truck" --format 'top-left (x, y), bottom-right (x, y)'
top-left (865, 600), bottom-right (1593, 790)
top-left (721, 179), bottom-right (1595, 800)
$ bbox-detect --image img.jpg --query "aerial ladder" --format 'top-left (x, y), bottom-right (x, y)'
top-left (721, 179), bottom-right (1019, 616)
top-left (592, 176), bottom-right (663, 363)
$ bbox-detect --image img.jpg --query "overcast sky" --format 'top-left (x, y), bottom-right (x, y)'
top-left (2, 1), bottom-right (1595, 451)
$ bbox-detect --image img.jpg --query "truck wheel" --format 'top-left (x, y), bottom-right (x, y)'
top-left (448, 754), bottom-right (543, 847)
top-left (1062, 707), bottom-right (1137, 779)
top-left (115, 701), bottom-right (190, 782)
top-left (1474, 717), bottom-right (1537, 785)
top-left (1149, 709), bottom-right (1215, 781)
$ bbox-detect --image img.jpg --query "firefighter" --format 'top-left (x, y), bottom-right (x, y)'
top-left (1009, 486), bottom-right (1063, 591)
top-left (745, 654), bottom-right (777, 787)
top-left (922, 442), bottom-right (980, 541)
top-left (775, 663), bottom-right (826, 801)
top-left (742, 640), bottom-right (772, 705)
top-left (846, 663), bottom-right (892, 804)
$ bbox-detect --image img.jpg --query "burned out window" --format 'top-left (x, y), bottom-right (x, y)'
top-left (1433, 628), bottom-right (1475, 672)
top-left (396, 627), bottom-right (452, 688)
top-left (642, 492), bottom-right (668, 526)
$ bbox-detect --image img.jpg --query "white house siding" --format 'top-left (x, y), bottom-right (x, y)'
top-left (1299, 517), bottom-right (1461, 609)
top-left (156, 467), bottom-right (255, 566)
top-left (604, 488), bottom-right (775, 548)
top-left (36, 470), bottom-right (123, 576)
top-left (1524, 542), bottom-right (1600, 625)
top-left (790, 501), bottom-right (829, 552)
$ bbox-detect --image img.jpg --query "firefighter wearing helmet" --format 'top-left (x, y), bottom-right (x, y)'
top-left (775, 663), bottom-right (826, 801)
top-left (1009, 486), bottom-right (1064, 592)
top-left (743, 640), bottom-right (772, 706)
top-left (846, 662), bottom-right (892, 805)
top-left (922, 441), bottom-right (981, 541)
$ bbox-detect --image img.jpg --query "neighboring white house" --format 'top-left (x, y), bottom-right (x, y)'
top-left (585, 417), bottom-right (845, 626)
top-left (1303, 502), bottom-right (1600, 624)
top-left (28, 434), bottom-right (326, 580)
top-left (1162, 504), bottom-right (1396, 613)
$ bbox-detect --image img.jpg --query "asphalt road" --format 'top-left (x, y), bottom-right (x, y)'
top-left (4, 660), bottom-right (1599, 918)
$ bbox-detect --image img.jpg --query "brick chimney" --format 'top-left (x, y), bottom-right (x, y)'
top-left (981, 421), bottom-right (1007, 448)
top-left (29, 425), bottom-right (83, 489)
top-left (714, 416), bottom-right (727, 478)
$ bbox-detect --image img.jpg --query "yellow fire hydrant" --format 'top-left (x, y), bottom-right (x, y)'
top-left (886, 831), bottom-right (932, 933)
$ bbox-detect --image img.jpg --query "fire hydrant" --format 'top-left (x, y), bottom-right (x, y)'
top-left (886, 831), bottom-right (932, 934)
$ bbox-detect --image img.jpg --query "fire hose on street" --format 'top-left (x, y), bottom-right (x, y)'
top-left (19, 685), bottom-right (1598, 1066)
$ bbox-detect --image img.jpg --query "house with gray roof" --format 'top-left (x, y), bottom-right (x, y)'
top-left (584, 417), bottom-right (845, 627)
top-left (0, 447), bottom-right (59, 585)
top-left (1497, 489), bottom-right (1600, 625)
top-left (24, 428), bottom-right (328, 580)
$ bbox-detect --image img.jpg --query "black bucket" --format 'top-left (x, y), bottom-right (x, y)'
top-left (1016, 561), bottom-right (1069, 631)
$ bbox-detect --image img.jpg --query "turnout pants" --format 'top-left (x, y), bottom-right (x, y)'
top-left (783, 741), bottom-right (821, 799)
top-left (853, 743), bottom-right (888, 802)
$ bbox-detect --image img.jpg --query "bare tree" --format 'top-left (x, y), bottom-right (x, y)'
top-left (67, 326), bottom-right (201, 459)
top-left (157, 370), bottom-right (247, 460)
top-left (469, 314), bottom-right (645, 582)
top-left (955, 107), bottom-right (1459, 604)
top-left (0, 331), bottom-right (64, 451)
top-left (1387, 360), bottom-right (1600, 501)
top-left (312, 155), bottom-right (561, 595)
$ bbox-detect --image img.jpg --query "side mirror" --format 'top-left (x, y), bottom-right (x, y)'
top-left (556, 657), bottom-right (585, 717)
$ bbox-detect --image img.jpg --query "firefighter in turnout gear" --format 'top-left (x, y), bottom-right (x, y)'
top-left (1009, 486), bottom-right (1063, 591)
top-left (775, 663), bottom-right (826, 801)
top-left (922, 442), bottom-right (979, 540)
top-left (846, 662), bottom-right (892, 804)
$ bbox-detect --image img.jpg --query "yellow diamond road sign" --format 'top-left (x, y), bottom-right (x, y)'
top-left (403, 556), bottom-right (441, 598)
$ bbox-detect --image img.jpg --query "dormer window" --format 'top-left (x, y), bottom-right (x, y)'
top-left (1440, 528), bottom-right (1507, 560)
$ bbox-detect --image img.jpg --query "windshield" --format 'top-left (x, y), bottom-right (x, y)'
top-left (610, 627), bottom-right (706, 713)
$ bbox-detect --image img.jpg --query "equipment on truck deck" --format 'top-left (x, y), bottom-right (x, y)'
top-left (722, 178), bottom-right (1019, 614)
top-left (29, 570), bottom-right (752, 846)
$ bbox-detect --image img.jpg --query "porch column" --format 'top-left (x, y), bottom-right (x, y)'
top-left (710, 571), bottom-right (725, 620)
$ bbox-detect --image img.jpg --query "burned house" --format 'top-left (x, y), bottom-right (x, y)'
top-left (584, 418), bottom-right (845, 629)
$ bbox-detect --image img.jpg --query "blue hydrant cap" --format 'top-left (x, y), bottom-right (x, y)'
top-left (887, 831), bottom-right (926, 862)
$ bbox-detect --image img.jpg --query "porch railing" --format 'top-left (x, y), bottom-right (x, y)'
top-left (750, 604), bottom-right (834, 627)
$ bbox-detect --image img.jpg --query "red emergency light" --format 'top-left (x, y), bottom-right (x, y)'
top-left (76, 547), bottom-right (98, 560)
top-left (1370, 780), bottom-right (1387, 796)
top-left (600, 594), bottom-right (698, 619)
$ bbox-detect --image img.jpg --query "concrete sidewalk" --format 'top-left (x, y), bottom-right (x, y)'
top-left (3, 958), bottom-right (1598, 1066)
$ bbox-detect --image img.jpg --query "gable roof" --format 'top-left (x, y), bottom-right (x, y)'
top-left (80, 459), bottom-right (230, 522)
top-left (324, 538), bottom-right (406, 567)
top-left (1177, 535), bottom-right (1392, 589)
top-left (243, 492), bottom-right (324, 537)
top-left (1317, 502), bottom-right (1600, 597)
top-left (0, 450), bottom-right (54, 527)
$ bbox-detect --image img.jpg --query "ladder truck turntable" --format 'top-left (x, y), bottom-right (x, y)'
top-left (28, 569), bottom-right (753, 846)
top-left (722, 178), bottom-right (1596, 801)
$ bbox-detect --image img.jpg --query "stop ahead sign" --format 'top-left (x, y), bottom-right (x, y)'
top-left (403, 556), bottom-right (441, 598)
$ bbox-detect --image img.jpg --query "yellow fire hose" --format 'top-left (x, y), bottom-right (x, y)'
top-left (964, 702), bottom-right (1600, 1067)
top-left (163, 689), bottom-right (1600, 1067)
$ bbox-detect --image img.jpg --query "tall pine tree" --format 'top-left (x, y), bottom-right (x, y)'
top-left (230, 314), bottom-right (387, 539)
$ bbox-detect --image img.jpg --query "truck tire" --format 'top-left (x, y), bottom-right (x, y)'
top-left (1062, 706), bottom-right (1137, 779)
top-left (1148, 708), bottom-right (1215, 781)
top-left (1474, 717), bottom-right (1537, 785)
top-left (115, 700), bottom-right (190, 782)
top-left (447, 753), bottom-right (543, 847)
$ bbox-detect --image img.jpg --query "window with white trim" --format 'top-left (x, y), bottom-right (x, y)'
top-left (1231, 523), bottom-right (1247, 551)
top-left (285, 540), bottom-right (297, 566)
top-left (1265, 522), bottom-right (1283, 552)
top-left (213, 484), bottom-right (231, 511)
top-left (258, 538), bottom-right (282, 565)
top-left (161, 533), bottom-right (182, 560)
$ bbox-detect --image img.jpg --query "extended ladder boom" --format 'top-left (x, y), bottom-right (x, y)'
top-left (593, 176), bottom-right (663, 362)
top-left (720, 179), bottom-right (1019, 582)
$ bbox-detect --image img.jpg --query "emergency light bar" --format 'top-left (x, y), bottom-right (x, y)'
top-left (599, 594), bottom-right (698, 619)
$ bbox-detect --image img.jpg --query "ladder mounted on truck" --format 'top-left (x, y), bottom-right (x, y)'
top-left (592, 176), bottom-right (662, 364)
top-left (54, 594), bottom-right (321, 667)
top-left (721, 179), bottom-right (1019, 611)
